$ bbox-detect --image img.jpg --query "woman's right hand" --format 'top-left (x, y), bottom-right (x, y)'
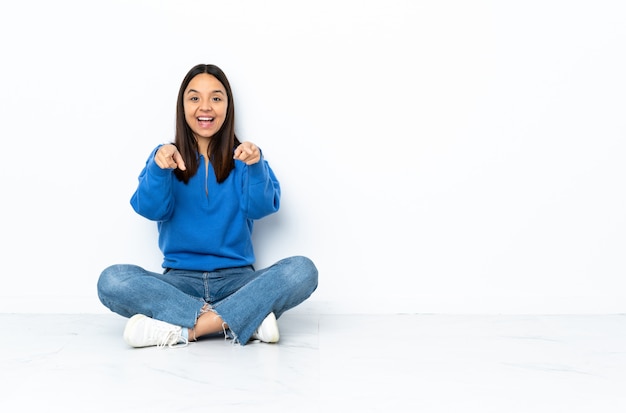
top-left (155, 144), bottom-right (186, 171)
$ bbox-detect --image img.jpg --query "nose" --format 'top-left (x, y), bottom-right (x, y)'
top-left (200, 99), bottom-right (212, 111)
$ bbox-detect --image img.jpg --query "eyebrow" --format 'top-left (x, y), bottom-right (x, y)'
top-left (187, 89), bottom-right (225, 95)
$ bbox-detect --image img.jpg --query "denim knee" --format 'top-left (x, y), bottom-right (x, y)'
top-left (96, 264), bottom-right (137, 306)
top-left (288, 255), bottom-right (319, 295)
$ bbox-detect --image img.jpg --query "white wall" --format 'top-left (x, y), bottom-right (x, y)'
top-left (1, 0), bottom-right (624, 314)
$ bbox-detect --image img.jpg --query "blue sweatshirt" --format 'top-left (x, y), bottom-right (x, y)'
top-left (130, 146), bottom-right (281, 271)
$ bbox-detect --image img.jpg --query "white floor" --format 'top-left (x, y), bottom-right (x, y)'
top-left (2, 312), bottom-right (626, 412)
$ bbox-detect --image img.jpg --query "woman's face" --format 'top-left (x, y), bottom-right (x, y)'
top-left (183, 73), bottom-right (228, 140)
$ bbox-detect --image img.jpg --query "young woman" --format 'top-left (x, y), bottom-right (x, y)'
top-left (97, 64), bottom-right (318, 348)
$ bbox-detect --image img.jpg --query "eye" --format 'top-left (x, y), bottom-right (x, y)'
top-left (212, 96), bottom-right (222, 102)
top-left (190, 96), bottom-right (199, 102)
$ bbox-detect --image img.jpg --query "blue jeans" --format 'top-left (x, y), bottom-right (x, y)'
top-left (97, 255), bottom-right (318, 345)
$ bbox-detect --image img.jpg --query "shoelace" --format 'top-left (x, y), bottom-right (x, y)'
top-left (156, 329), bottom-right (189, 349)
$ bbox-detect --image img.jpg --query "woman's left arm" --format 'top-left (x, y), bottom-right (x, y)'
top-left (237, 142), bottom-right (281, 219)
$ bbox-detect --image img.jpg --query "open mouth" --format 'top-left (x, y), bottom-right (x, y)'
top-left (197, 117), bottom-right (215, 128)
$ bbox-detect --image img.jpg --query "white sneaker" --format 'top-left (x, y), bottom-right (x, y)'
top-left (123, 314), bottom-right (188, 348)
top-left (251, 312), bottom-right (280, 343)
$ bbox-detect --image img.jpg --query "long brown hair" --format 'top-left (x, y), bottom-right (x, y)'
top-left (173, 64), bottom-right (241, 183)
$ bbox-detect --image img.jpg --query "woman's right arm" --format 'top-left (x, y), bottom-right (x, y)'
top-left (130, 145), bottom-right (176, 221)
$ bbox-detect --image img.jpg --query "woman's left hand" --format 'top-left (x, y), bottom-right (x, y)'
top-left (234, 142), bottom-right (261, 165)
